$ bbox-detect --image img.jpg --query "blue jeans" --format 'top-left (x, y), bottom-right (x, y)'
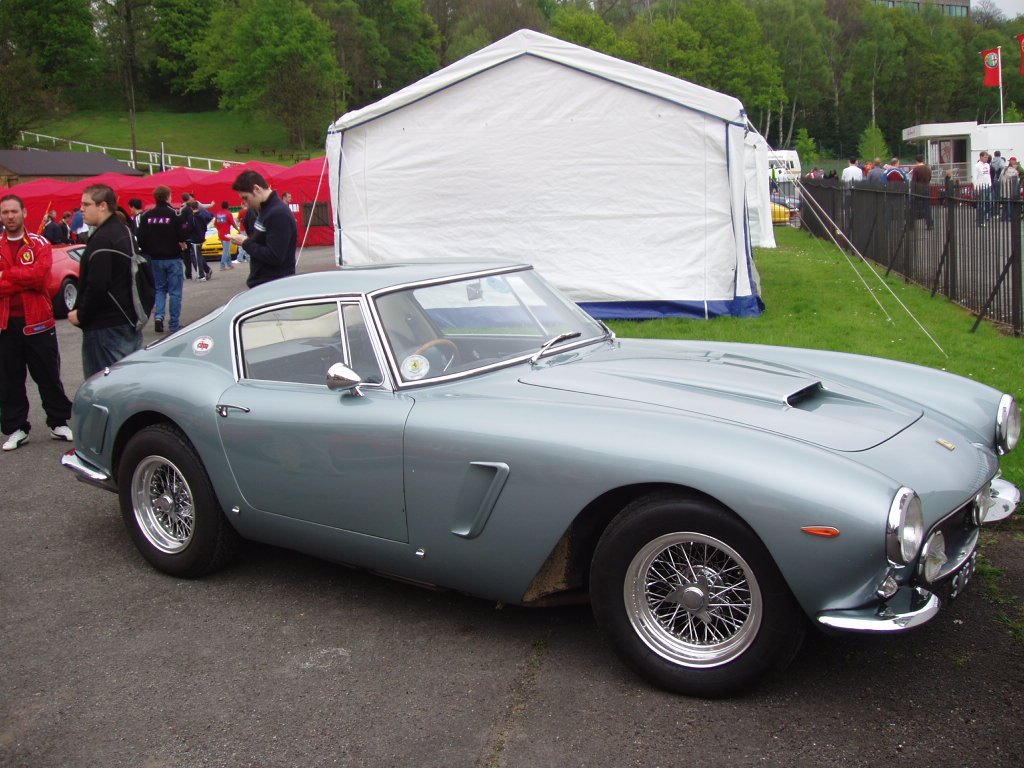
top-left (220, 241), bottom-right (233, 269)
top-left (151, 257), bottom-right (184, 330)
top-left (82, 325), bottom-right (144, 379)
top-left (977, 186), bottom-right (994, 225)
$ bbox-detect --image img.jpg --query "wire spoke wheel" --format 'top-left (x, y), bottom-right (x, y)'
top-left (131, 455), bottom-right (195, 554)
top-left (625, 532), bottom-right (762, 668)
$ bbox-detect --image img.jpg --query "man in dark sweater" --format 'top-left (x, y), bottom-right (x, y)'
top-left (229, 170), bottom-right (296, 288)
top-left (68, 184), bottom-right (145, 377)
top-left (138, 185), bottom-right (187, 333)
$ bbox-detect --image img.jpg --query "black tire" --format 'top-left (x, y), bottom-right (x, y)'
top-left (117, 423), bottom-right (240, 578)
top-left (590, 491), bottom-right (806, 698)
top-left (53, 277), bottom-right (77, 319)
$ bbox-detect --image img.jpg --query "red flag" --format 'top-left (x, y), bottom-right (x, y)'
top-left (36, 202), bottom-right (52, 234)
top-left (983, 48), bottom-right (1001, 87)
top-left (1018, 34), bottom-right (1024, 75)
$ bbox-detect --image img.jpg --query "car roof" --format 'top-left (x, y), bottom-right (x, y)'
top-left (237, 261), bottom-right (530, 306)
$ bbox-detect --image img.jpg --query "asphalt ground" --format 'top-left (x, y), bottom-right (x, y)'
top-left (2, 246), bottom-right (1023, 767)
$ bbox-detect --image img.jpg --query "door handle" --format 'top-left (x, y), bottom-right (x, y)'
top-left (215, 404), bottom-right (251, 417)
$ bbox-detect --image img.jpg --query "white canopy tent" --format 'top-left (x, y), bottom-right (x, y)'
top-left (327, 29), bottom-right (770, 319)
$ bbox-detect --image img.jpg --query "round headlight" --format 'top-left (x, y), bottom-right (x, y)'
top-left (887, 487), bottom-right (925, 565)
top-left (919, 531), bottom-right (948, 583)
top-left (996, 394), bottom-right (1020, 455)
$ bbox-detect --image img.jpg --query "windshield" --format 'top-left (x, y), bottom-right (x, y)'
top-left (374, 268), bottom-right (607, 383)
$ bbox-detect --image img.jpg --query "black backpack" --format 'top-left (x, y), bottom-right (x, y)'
top-left (91, 241), bottom-right (156, 332)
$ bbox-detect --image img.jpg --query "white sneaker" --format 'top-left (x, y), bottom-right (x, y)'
top-left (3, 429), bottom-right (29, 451)
top-left (50, 425), bottom-right (73, 442)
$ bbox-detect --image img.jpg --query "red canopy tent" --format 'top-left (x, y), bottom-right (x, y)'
top-left (8, 178), bottom-right (82, 234)
top-left (274, 157), bottom-right (332, 247)
top-left (192, 160), bottom-right (286, 205)
top-left (116, 166), bottom-right (215, 205)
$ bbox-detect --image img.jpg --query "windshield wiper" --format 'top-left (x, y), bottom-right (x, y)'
top-left (529, 331), bottom-right (582, 365)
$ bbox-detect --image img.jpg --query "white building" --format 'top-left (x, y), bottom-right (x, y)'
top-left (903, 121), bottom-right (1024, 182)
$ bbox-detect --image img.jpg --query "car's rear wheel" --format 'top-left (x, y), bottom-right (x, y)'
top-left (590, 491), bottom-right (805, 698)
top-left (118, 424), bottom-right (239, 578)
top-left (54, 277), bottom-right (77, 319)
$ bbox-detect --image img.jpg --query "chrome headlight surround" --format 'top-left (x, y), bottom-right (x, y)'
top-left (996, 394), bottom-right (1020, 455)
top-left (886, 487), bottom-right (925, 566)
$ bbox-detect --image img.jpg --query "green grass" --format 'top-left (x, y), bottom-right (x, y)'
top-left (609, 226), bottom-right (1024, 488)
top-left (27, 109), bottom-right (321, 165)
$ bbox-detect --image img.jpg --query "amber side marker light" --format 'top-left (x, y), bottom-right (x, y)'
top-left (801, 526), bottom-right (841, 537)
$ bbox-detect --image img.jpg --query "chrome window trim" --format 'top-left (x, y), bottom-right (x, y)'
top-left (230, 295), bottom-right (393, 391)
top-left (365, 264), bottom-right (610, 390)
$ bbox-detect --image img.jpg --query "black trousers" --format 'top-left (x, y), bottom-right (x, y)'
top-left (0, 317), bottom-right (73, 435)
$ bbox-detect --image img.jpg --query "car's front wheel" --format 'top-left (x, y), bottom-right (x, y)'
top-left (118, 423), bottom-right (239, 578)
top-left (590, 492), bottom-right (805, 698)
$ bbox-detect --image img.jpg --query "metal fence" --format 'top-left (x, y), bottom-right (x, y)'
top-left (799, 177), bottom-right (1023, 335)
top-left (16, 130), bottom-right (233, 173)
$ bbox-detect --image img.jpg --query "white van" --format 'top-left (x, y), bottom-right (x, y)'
top-left (768, 150), bottom-right (802, 184)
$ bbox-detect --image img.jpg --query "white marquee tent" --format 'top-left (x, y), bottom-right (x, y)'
top-left (327, 29), bottom-right (772, 319)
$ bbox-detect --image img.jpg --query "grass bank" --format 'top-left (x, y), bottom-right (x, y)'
top-left (609, 225), bottom-right (1024, 488)
top-left (28, 109), bottom-right (321, 165)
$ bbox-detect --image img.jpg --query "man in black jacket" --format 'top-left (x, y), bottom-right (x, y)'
top-left (138, 185), bottom-right (187, 333)
top-left (42, 211), bottom-right (69, 245)
top-left (229, 170), bottom-right (296, 288)
top-left (68, 184), bottom-right (145, 377)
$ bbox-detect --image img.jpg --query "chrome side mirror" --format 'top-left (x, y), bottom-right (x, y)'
top-left (326, 363), bottom-right (363, 396)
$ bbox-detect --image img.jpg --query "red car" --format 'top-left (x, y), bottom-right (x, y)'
top-left (49, 244), bottom-right (83, 319)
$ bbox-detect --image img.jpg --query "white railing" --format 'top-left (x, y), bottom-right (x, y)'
top-left (16, 130), bottom-right (234, 174)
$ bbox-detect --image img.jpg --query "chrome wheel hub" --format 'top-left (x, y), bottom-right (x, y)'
top-left (624, 532), bottom-right (762, 668)
top-left (132, 456), bottom-right (195, 554)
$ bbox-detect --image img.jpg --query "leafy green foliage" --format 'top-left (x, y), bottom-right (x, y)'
top-left (858, 123), bottom-right (890, 165)
top-left (794, 128), bottom-right (819, 168)
top-left (193, 0), bottom-right (344, 149)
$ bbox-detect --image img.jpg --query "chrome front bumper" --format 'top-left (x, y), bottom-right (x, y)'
top-left (817, 587), bottom-right (940, 632)
top-left (986, 477), bottom-right (1021, 523)
top-left (816, 477), bottom-right (1021, 634)
top-left (61, 449), bottom-right (116, 493)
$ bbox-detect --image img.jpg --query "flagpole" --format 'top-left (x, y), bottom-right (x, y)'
top-left (999, 46), bottom-right (1005, 123)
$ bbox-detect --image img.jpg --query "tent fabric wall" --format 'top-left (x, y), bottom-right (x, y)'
top-left (328, 29), bottom-right (766, 319)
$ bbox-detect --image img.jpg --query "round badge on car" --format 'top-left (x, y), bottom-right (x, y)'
top-left (401, 354), bottom-right (430, 380)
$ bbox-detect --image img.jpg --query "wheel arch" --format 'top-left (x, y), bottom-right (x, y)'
top-left (521, 482), bottom-right (740, 605)
top-left (110, 411), bottom-right (185, 488)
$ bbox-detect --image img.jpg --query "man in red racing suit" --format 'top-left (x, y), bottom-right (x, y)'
top-left (0, 194), bottom-right (73, 451)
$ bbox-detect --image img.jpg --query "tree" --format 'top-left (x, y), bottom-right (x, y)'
top-left (194, 0), bottom-right (346, 148)
top-left (151, 0), bottom-right (216, 104)
top-left (795, 128), bottom-right (820, 168)
top-left (857, 123), bottom-right (889, 164)
top-left (312, 0), bottom-right (388, 112)
top-left (0, 45), bottom-right (54, 148)
top-left (0, 0), bottom-right (100, 99)
top-left (672, 0), bottom-right (784, 112)
top-left (752, 0), bottom-right (833, 150)
top-left (619, 15), bottom-right (702, 77)
top-left (845, 4), bottom-right (904, 131)
top-left (94, 0), bottom-right (156, 164)
top-left (357, 0), bottom-right (442, 97)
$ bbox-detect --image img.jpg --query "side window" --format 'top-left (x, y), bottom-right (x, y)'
top-left (240, 303), bottom-right (343, 385)
top-left (341, 304), bottom-right (383, 384)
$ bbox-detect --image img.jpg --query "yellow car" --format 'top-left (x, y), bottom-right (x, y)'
top-left (771, 201), bottom-right (799, 227)
top-left (201, 224), bottom-right (240, 260)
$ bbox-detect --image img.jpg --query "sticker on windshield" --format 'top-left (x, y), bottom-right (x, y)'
top-left (401, 354), bottom-right (429, 380)
top-left (192, 336), bottom-right (214, 356)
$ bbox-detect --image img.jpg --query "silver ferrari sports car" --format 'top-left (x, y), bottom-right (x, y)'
top-left (62, 262), bottom-right (1020, 697)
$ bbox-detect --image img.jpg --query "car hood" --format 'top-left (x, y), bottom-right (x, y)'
top-left (518, 349), bottom-right (921, 452)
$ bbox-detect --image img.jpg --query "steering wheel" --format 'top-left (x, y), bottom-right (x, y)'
top-left (414, 338), bottom-right (461, 365)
